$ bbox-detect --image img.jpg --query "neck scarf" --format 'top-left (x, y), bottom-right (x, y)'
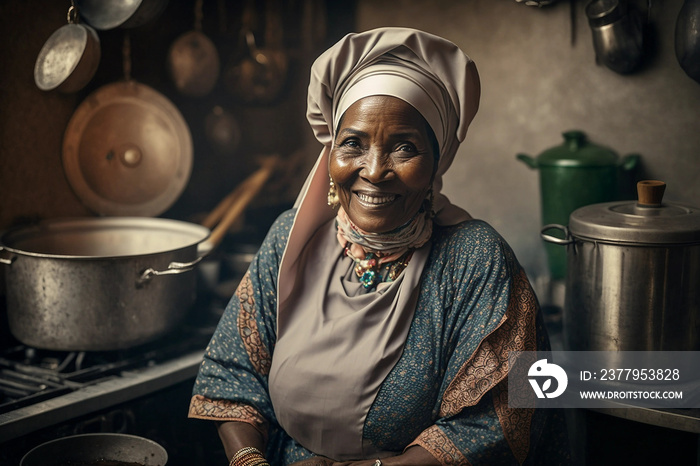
top-left (335, 207), bottom-right (432, 264)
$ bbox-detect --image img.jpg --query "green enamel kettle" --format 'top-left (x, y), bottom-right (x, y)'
top-left (517, 130), bottom-right (640, 280)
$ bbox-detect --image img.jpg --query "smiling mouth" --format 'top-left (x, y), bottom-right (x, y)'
top-left (355, 191), bottom-right (398, 207)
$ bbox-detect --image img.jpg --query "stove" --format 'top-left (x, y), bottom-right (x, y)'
top-left (0, 212), bottom-right (276, 464)
top-left (0, 323), bottom-right (213, 416)
top-left (0, 284), bottom-right (232, 465)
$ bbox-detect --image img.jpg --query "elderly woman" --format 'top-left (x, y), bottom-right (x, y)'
top-left (189, 28), bottom-right (568, 465)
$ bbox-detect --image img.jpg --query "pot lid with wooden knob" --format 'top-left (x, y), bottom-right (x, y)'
top-left (568, 180), bottom-right (700, 244)
top-left (62, 80), bottom-right (193, 217)
top-left (62, 32), bottom-right (192, 217)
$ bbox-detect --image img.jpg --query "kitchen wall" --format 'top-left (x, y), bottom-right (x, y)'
top-left (355, 0), bottom-right (700, 300)
top-left (0, 0), bottom-right (349, 235)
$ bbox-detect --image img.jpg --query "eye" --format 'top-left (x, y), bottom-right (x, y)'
top-left (335, 136), bottom-right (364, 154)
top-left (392, 142), bottom-right (421, 157)
top-left (396, 142), bottom-right (417, 152)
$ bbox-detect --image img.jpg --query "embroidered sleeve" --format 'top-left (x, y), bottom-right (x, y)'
top-left (188, 395), bottom-right (269, 437)
top-left (236, 272), bottom-right (272, 375)
top-left (438, 268), bottom-right (538, 463)
top-left (409, 425), bottom-right (470, 465)
top-left (188, 210), bottom-right (293, 430)
top-left (441, 269), bottom-right (537, 415)
top-left (406, 231), bottom-right (541, 465)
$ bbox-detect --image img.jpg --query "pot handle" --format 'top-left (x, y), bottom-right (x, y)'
top-left (540, 224), bottom-right (573, 245)
top-left (516, 153), bottom-right (539, 169)
top-left (0, 246), bottom-right (16, 266)
top-left (138, 256), bottom-right (205, 284)
top-left (619, 153), bottom-right (640, 171)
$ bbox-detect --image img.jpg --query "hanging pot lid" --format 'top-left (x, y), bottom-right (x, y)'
top-left (569, 180), bottom-right (700, 244)
top-left (62, 80), bottom-right (193, 216)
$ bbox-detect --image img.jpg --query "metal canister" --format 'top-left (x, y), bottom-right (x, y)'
top-left (543, 181), bottom-right (700, 350)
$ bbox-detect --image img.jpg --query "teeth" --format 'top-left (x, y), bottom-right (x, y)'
top-left (357, 192), bottom-right (396, 205)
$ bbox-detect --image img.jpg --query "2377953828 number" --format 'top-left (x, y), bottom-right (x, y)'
top-left (599, 368), bottom-right (680, 381)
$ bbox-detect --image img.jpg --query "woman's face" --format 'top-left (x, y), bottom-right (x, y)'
top-left (330, 95), bottom-right (437, 234)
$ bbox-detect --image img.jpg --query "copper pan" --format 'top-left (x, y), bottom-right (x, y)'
top-left (167, 0), bottom-right (219, 97)
top-left (223, 0), bottom-right (287, 104)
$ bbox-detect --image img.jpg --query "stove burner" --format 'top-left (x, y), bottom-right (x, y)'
top-left (0, 319), bottom-right (216, 415)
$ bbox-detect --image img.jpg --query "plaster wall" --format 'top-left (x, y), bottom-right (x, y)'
top-left (355, 0), bottom-right (700, 292)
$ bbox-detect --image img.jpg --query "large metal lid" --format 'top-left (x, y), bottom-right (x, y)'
top-left (62, 80), bottom-right (192, 217)
top-left (569, 181), bottom-right (700, 244)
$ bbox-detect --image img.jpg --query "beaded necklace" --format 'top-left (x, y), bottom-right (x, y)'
top-left (344, 245), bottom-right (414, 290)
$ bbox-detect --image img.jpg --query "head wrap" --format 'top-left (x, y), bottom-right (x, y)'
top-left (278, 27), bottom-right (480, 310)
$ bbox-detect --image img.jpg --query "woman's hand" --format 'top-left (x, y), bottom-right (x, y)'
top-left (288, 459), bottom-right (380, 466)
top-left (287, 456), bottom-right (335, 466)
top-left (288, 446), bottom-right (438, 466)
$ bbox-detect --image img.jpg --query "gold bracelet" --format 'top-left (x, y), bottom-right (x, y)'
top-left (229, 446), bottom-right (270, 466)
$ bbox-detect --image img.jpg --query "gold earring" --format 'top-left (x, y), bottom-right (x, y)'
top-left (327, 176), bottom-right (340, 209)
top-left (425, 188), bottom-right (435, 218)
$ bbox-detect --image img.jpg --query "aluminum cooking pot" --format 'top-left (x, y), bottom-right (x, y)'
top-left (0, 217), bottom-right (209, 351)
top-left (0, 160), bottom-right (276, 351)
top-left (21, 433), bottom-right (167, 466)
top-left (542, 181), bottom-right (700, 351)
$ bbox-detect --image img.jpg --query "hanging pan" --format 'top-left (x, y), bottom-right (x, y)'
top-left (167, 0), bottom-right (220, 97)
top-left (77, 0), bottom-right (169, 30)
top-left (34, 3), bottom-right (101, 93)
top-left (223, 0), bottom-right (287, 104)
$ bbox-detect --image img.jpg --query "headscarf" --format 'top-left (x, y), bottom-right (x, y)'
top-left (278, 27), bottom-right (481, 311)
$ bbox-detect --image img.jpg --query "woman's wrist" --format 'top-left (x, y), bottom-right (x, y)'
top-left (229, 446), bottom-right (269, 466)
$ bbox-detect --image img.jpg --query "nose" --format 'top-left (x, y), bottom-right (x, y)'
top-left (360, 148), bottom-right (393, 183)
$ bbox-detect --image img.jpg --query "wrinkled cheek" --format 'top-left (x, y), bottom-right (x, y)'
top-left (329, 153), bottom-right (351, 181)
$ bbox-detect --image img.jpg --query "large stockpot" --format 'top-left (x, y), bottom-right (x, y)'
top-left (542, 181), bottom-right (700, 351)
top-left (0, 217), bottom-right (210, 351)
top-left (0, 160), bottom-right (277, 351)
